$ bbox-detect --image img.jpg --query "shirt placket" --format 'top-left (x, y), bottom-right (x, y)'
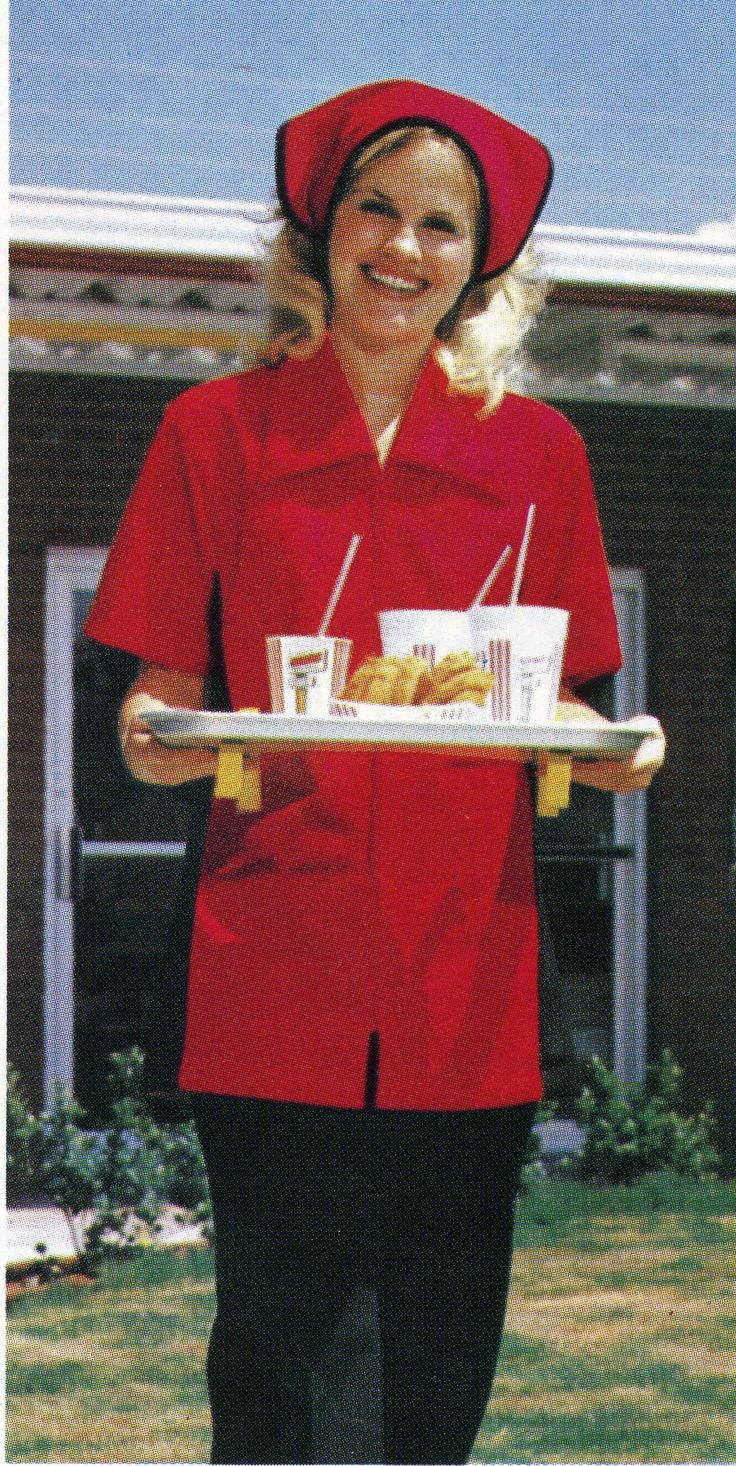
top-left (365, 454), bottom-right (389, 1097)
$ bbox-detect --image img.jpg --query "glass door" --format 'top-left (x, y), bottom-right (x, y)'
top-left (45, 547), bottom-right (190, 1116)
top-left (536, 568), bottom-right (648, 1083)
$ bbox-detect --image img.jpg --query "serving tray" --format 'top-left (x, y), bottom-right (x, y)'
top-left (144, 706), bottom-right (647, 760)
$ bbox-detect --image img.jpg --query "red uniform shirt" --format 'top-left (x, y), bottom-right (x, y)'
top-left (86, 338), bottom-right (622, 1110)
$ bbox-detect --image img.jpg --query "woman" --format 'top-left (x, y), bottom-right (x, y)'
top-left (86, 80), bottom-right (665, 1464)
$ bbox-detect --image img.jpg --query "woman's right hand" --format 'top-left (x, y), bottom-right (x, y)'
top-left (119, 665), bottom-right (218, 786)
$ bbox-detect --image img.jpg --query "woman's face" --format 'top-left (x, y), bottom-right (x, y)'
top-left (327, 133), bottom-right (479, 356)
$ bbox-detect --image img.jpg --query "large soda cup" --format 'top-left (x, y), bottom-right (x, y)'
top-left (266, 636), bottom-right (352, 715)
top-left (377, 610), bottom-right (471, 668)
top-left (466, 606), bottom-right (569, 722)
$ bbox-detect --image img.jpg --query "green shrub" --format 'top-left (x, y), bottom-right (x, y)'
top-left (519, 1099), bottom-right (558, 1191)
top-left (6, 1051), bottom-right (212, 1267)
top-left (35, 1082), bottom-right (102, 1264)
top-left (157, 1120), bottom-right (211, 1212)
top-left (6, 1063), bottom-right (40, 1203)
top-left (85, 1048), bottom-right (169, 1264)
top-left (574, 1050), bottom-right (720, 1185)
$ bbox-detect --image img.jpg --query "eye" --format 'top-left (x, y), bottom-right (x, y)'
top-left (359, 197), bottom-right (397, 218)
top-left (423, 214), bottom-right (460, 235)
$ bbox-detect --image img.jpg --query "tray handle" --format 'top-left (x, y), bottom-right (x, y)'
top-left (536, 754), bottom-right (572, 817)
top-left (213, 711), bottom-right (263, 812)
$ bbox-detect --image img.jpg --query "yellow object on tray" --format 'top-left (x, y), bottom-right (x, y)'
top-left (214, 711), bottom-right (263, 812)
top-left (536, 754), bottom-right (572, 817)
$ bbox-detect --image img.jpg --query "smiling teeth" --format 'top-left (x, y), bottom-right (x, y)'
top-left (366, 269), bottom-right (422, 292)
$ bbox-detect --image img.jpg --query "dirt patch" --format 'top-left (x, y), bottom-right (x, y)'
top-left (6, 1268), bottom-right (96, 1306)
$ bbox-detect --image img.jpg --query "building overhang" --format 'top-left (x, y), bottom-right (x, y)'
top-left (9, 185), bottom-right (736, 406)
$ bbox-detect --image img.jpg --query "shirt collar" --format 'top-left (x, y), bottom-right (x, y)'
top-left (257, 335), bottom-right (497, 490)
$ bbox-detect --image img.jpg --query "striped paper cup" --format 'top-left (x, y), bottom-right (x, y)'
top-left (377, 610), bottom-right (471, 668)
top-left (266, 636), bottom-right (352, 715)
top-left (466, 606), bottom-right (569, 723)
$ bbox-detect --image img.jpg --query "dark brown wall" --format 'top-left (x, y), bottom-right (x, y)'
top-left (566, 400), bottom-right (736, 1156)
top-left (8, 373), bottom-right (189, 1109)
top-left (9, 373), bottom-right (736, 1157)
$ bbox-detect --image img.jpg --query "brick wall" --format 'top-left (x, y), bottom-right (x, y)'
top-left (9, 373), bottom-right (187, 1109)
top-left (9, 373), bottom-right (736, 1156)
top-left (566, 401), bottom-right (736, 1156)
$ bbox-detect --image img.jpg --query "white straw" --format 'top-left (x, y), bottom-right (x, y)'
top-left (317, 534), bottom-right (362, 636)
top-left (469, 544), bottom-right (512, 608)
top-left (509, 504), bottom-right (536, 605)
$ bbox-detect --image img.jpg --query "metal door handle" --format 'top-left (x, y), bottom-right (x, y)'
top-left (55, 825), bottom-right (83, 902)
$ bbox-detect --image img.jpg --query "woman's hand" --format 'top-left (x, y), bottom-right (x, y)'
top-left (119, 665), bottom-right (218, 786)
top-left (555, 691), bottom-right (666, 794)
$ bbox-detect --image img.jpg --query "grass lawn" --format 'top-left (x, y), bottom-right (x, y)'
top-left (6, 1175), bottom-right (736, 1463)
top-left (477, 1175), bottom-right (736, 1463)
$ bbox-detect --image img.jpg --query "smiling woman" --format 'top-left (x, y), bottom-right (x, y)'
top-left (83, 77), bottom-right (664, 1466)
top-left (329, 133), bottom-right (478, 334)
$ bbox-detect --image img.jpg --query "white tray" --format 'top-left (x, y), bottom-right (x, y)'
top-left (144, 707), bottom-right (647, 761)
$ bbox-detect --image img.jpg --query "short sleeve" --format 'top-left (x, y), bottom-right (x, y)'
top-left (84, 406), bottom-right (214, 676)
top-left (549, 427), bottom-right (623, 687)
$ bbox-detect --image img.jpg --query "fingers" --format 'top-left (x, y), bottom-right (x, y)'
top-left (572, 725), bottom-right (666, 792)
top-left (124, 713), bottom-right (217, 785)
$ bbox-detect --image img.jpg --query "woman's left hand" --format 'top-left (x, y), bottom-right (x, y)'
top-left (572, 715), bottom-right (666, 793)
top-left (555, 693), bottom-right (666, 793)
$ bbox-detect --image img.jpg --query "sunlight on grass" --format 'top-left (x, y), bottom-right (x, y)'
top-left (7, 1181), bottom-right (736, 1464)
top-left (474, 1178), bottom-right (736, 1463)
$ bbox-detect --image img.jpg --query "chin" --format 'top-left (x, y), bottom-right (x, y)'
top-left (357, 313), bottom-right (438, 352)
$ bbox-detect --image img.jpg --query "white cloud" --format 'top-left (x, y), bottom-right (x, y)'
top-left (694, 214), bottom-right (736, 243)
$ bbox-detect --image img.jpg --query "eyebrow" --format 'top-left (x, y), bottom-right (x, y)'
top-left (356, 186), bottom-right (394, 202)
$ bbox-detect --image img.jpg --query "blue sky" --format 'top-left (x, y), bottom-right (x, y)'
top-left (10, 0), bottom-right (736, 233)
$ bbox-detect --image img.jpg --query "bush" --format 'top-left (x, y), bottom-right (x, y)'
top-left (519, 1099), bottom-right (558, 1191)
top-left (7, 1063), bottom-right (40, 1203)
top-left (574, 1050), bottom-right (720, 1185)
top-left (84, 1048), bottom-right (169, 1265)
top-left (35, 1081), bottom-right (102, 1263)
top-left (6, 1049), bottom-right (212, 1269)
top-left (157, 1120), bottom-right (211, 1212)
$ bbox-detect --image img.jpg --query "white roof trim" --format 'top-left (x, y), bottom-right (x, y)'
top-left (539, 224), bottom-right (736, 295)
top-left (9, 184), bottom-right (274, 261)
top-left (9, 185), bottom-right (736, 294)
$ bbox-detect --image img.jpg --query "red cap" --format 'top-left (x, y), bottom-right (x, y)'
top-left (276, 79), bottom-right (553, 280)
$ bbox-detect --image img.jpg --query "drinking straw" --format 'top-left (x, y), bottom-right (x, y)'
top-left (509, 504), bottom-right (536, 604)
top-left (317, 534), bottom-right (362, 636)
top-left (469, 544), bottom-right (512, 608)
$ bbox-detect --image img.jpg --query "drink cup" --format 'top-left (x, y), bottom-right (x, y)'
top-left (377, 610), bottom-right (471, 668)
top-left (266, 635), bottom-right (352, 715)
top-left (466, 606), bottom-right (569, 723)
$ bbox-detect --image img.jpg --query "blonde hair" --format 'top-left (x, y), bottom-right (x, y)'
top-left (258, 126), bottom-right (547, 413)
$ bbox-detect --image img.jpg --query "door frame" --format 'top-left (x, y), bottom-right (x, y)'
top-left (610, 566), bottom-right (648, 1082)
top-left (44, 546), bottom-right (108, 1105)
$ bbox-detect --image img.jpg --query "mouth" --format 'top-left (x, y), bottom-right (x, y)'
top-left (361, 265), bottom-right (426, 294)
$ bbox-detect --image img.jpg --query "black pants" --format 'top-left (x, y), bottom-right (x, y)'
top-left (192, 1095), bottom-right (535, 1465)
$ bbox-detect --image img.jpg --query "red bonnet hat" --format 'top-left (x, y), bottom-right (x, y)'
top-left (276, 79), bottom-right (553, 280)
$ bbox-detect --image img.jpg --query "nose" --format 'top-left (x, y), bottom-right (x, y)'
top-left (387, 221), bottom-right (422, 257)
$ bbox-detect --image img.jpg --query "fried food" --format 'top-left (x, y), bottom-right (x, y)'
top-left (419, 652), bottom-right (494, 707)
top-left (342, 655), bottom-right (429, 705)
top-left (341, 651), bottom-right (493, 707)
top-left (390, 656), bottom-right (430, 705)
